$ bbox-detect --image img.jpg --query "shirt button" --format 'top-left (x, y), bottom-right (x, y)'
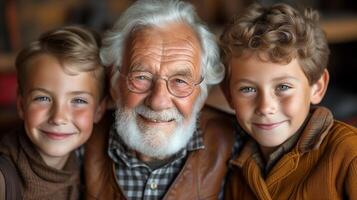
top-left (150, 182), bottom-right (158, 190)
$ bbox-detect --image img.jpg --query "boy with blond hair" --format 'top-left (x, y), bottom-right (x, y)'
top-left (220, 3), bottom-right (357, 199)
top-left (0, 26), bottom-right (106, 199)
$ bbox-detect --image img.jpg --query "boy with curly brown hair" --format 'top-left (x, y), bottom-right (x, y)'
top-left (220, 3), bottom-right (357, 199)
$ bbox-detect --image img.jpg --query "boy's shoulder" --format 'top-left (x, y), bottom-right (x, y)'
top-left (324, 120), bottom-right (357, 153)
top-left (0, 154), bottom-right (22, 199)
top-left (330, 120), bottom-right (357, 138)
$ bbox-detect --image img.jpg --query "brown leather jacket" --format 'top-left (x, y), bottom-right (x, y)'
top-left (84, 107), bottom-right (236, 200)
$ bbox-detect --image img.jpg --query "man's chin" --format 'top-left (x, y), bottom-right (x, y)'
top-left (138, 126), bottom-right (176, 140)
top-left (130, 131), bottom-right (183, 159)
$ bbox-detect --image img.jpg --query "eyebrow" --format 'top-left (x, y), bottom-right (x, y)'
top-left (234, 75), bottom-right (301, 84)
top-left (29, 88), bottom-right (94, 97)
top-left (170, 67), bottom-right (194, 77)
top-left (232, 78), bottom-right (255, 85)
top-left (29, 88), bottom-right (51, 95)
top-left (272, 75), bottom-right (301, 82)
top-left (69, 91), bottom-right (95, 97)
top-left (129, 64), bottom-right (149, 72)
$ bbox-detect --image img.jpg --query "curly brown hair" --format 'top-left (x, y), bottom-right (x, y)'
top-left (220, 3), bottom-right (329, 85)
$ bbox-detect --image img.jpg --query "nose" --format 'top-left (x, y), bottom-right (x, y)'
top-left (48, 102), bottom-right (68, 125)
top-left (145, 79), bottom-right (173, 111)
top-left (255, 92), bottom-right (277, 116)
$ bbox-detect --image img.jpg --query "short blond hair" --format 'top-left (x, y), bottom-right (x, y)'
top-left (220, 3), bottom-right (329, 85)
top-left (16, 25), bottom-right (106, 98)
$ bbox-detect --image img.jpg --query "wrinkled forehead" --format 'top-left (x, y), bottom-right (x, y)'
top-left (130, 23), bottom-right (200, 47)
top-left (123, 23), bottom-right (202, 75)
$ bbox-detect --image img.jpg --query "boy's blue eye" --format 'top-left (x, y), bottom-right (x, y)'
top-left (240, 87), bottom-right (256, 93)
top-left (72, 98), bottom-right (88, 104)
top-left (276, 84), bottom-right (291, 92)
top-left (34, 96), bottom-right (51, 102)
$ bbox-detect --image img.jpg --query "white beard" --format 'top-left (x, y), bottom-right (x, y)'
top-left (114, 103), bottom-right (199, 159)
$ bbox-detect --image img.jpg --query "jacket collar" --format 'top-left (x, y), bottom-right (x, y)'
top-left (297, 106), bottom-right (334, 153)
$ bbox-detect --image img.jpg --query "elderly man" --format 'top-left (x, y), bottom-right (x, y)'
top-left (84, 0), bottom-right (236, 199)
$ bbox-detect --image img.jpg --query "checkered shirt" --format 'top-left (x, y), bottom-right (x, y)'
top-left (108, 126), bottom-right (204, 200)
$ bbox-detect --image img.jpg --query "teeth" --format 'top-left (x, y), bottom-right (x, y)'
top-left (139, 114), bottom-right (174, 123)
top-left (151, 119), bottom-right (170, 123)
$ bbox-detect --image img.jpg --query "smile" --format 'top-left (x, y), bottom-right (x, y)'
top-left (41, 130), bottom-right (75, 140)
top-left (253, 121), bottom-right (285, 130)
top-left (138, 114), bottom-right (175, 123)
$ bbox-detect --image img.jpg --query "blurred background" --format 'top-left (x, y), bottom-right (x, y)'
top-left (1, 0), bottom-right (357, 132)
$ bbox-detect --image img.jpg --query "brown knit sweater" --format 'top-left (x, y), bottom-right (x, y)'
top-left (0, 126), bottom-right (80, 200)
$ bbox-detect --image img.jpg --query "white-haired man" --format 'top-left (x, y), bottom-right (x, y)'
top-left (84, 0), bottom-right (237, 199)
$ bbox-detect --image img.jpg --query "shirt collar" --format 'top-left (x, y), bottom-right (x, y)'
top-left (252, 130), bottom-right (301, 176)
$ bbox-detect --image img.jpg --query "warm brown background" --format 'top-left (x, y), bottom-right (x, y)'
top-left (1, 0), bottom-right (357, 132)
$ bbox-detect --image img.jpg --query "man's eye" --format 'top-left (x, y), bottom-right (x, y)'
top-left (276, 84), bottom-right (291, 92)
top-left (72, 98), bottom-right (88, 104)
top-left (135, 75), bottom-right (150, 80)
top-left (132, 75), bottom-right (152, 82)
top-left (33, 96), bottom-right (51, 102)
top-left (174, 78), bottom-right (188, 84)
top-left (240, 87), bottom-right (256, 93)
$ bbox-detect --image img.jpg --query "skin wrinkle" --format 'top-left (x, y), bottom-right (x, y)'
top-left (132, 26), bottom-right (199, 51)
top-left (130, 43), bottom-right (197, 62)
top-left (130, 25), bottom-right (199, 65)
top-left (111, 23), bottom-right (203, 161)
top-left (129, 32), bottom-right (199, 79)
top-left (116, 22), bottom-right (202, 113)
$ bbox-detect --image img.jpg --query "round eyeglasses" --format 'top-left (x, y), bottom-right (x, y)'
top-left (119, 71), bottom-right (204, 98)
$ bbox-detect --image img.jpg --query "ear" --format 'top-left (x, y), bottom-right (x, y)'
top-left (16, 92), bottom-right (24, 119)
top-left (94, 97), bottom-right (108, 123)
top-left (310, 69), bottom-right (329, 105)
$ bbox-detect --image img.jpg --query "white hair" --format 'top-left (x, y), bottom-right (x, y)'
top-left (100, 0), bottom-right (224, 102)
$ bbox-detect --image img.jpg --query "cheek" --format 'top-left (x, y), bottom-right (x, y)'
top-left (122, 93), bottom-right (146, 110)
top-left (280, 94), bottom-right (309, 118)
top-left (280, 95), bottom-right (310, 136)
top-left (24, 105), bottom-right (49, 128)
top-left (231, 97), bottom-right (252, 117)
top-left (117, 83), bottom-right (146, 110)
top-left (175, 100), bottom-right (193, 119)
top-left (174, 90), bottom-right (200, 120)
top-left (72, 108), bottom-right (95, 135)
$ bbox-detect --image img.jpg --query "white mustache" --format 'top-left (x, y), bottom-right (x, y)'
top-left (135, 104), bottom-right (184, 122)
